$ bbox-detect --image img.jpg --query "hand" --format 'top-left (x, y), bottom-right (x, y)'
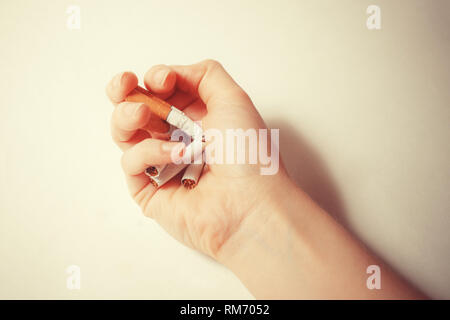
top-left (106, 60), bottom-right (425, 299)
top-left (106, 60), bottom-right (293, 261)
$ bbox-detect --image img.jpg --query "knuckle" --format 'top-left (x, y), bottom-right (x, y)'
top-left (111, 104), bottom-right (120, 120)
top-left (111, 110), bottom-right (128, 143)
top-left (110, 115), bottom-right (122, 142)
top-left (120, 152), bottom-right (129, 173)
top-left (202, 59), bottom-right (222, 70)
top-left (117, 101), bottom-right (132, 111)
top-left (137, 138), bottom-right (155, 161)
top-left (110, 127), bottom-right (120, 144)
top-left (117, 102), bottom-right (148, 128)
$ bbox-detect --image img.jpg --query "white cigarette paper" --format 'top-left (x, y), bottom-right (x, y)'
top-left (182, 163), bottom-right (205, 189)
top-left (166, 106), bottom-right (203, 138)
top-left (145, 139), bottom-right (204, 188)
top-left (147, 110), bottom-right (204, 188)
top-left (145, 164), bottom-right (167, 177)
top-left (148, 163), bottom-right (188, 188)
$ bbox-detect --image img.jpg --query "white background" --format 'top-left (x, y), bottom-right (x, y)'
top-left (0, 0), bottom-right (449, 299)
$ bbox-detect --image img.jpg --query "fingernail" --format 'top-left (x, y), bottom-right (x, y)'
top-left (113, 72), bottom-right (125, 88)
top-left (124, 102), bottom-right (144, 117)
top-left (154, 68), bottom-right (169, 86)
top-left (161, 141), bottom-right (185, 153)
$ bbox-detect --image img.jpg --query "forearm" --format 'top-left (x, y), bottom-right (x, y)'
top-left (219, 176), bottom-right (425, 299)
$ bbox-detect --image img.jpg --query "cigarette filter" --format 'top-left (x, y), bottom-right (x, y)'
top-left (182, 163), bottom-right (205, 189)
top-left (125, 86), bottom-right (170, 133)
top-left (148, 141), bottom-right (204, 188)
top-left (145, 164), bottom-right (167, 177)
top-left (125, 86), bottom-right (203, 138)
top-left (148, 163), bottom-right (188, 188)
top-left (142, 113), bottom-right (171, 134)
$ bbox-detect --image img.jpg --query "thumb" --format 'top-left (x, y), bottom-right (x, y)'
top-left (170, 59), bottom-right (251, 110)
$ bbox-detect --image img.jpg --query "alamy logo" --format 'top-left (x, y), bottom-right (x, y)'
top-left (366, 5), bottom-right (381, 30)
top-left (66, 5), bottom-right (81, 30)
top-left (169, 126), bottom-right (280, 175)
top-left (366, 265), bottom-right (381, 290)
top-left (66, 265), bottom-right (81, 290)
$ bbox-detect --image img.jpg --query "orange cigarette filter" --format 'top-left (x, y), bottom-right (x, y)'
top-left (126, 86), bottom-right (203, 138)
top-left (125, 86), bottom-right (171, 133)
top-left (126, 86), bottom-right (171, 119)
top-left (141, 114), bottom-right (170, 134)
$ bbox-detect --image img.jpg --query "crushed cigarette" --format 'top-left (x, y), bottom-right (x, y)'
top-left (148, 163), bottom-right (188, 188)
top-left (146, 141), bottom-right (205, 188)
top-left (182, 163), bottom-right (205, 189)
top-left (125, 86), bottom-right (202, 138)
top-left (141, 112), bottom-right (170, 134)
top-left (145, 164), bottom-right (167, 177)
top-left (166, 106), bottom-right (203, 138)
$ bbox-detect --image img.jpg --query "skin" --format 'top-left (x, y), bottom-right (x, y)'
top-left (106, 59), bottom-right (426, 299)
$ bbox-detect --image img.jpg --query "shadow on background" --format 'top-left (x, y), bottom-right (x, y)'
top-left (269, 119), bottom-right (348, 226)
top-left (268, 120), bottom-right (431, 297)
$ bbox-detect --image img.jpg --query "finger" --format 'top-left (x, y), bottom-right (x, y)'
top-left (121, 138), bottom-right (185, 203)
top-left (111, 102), bottom-right (151, 149)
top-left (106, 71), bottom-right (138, 104)
top-left (144, 65), bottom-right (177, 100)
top-left (144, 65), bottom-right (196, 110)
top-left (125, 173), bottom-right (155, 205)
top-left (170, 59), bottom-right (250, 108)
top-left (165, 90), bottom-right (197, 110)
top-left (121, 138), bottom-right (185, 176)
top-left (182, 98), bottom-right (207, 121)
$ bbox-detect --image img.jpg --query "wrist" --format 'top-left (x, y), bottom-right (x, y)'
top-left (216, 173), bottom-right (313, 269)
top-left (215, 172), bottom-right (332, 299)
